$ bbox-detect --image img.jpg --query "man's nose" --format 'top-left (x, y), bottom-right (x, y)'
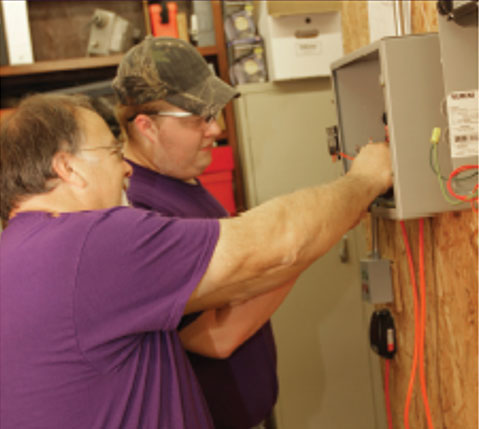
top-left (205, 118), bottom-right (222, 137)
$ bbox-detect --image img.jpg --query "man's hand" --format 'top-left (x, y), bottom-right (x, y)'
top-left (348, 142), bottom-right (393, 195)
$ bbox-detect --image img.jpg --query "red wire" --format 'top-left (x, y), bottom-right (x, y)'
top-left (339, 152), bottom-right (355, 161)
top-left (385, 359), bottom-right (394, 429)
top-left (400, 221), bottom-right (420, 429)
top-left (418, 219), bottom-right (434, 429)
top-left (446, 164), bottom-right (479, 212)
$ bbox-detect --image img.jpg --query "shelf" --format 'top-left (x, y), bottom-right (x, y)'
top-left (0, 55), bottom-right (124, 77)
top-left (0, 45), bottom-right (222, 111)
top-left (197, 45), bottom-right (219, 57)
top-left (0, 45), bottom-right (219, 78)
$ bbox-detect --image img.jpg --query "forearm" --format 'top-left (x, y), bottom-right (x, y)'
top-left (263, 172), bottom-right (380, 264)
top-left (187, 169), bottom-right (386, 313)
top-left (180, 281), bottom-right (294, 358)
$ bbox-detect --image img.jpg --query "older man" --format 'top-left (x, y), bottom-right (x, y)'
top-left (0, 93), bottom-right (391, 429)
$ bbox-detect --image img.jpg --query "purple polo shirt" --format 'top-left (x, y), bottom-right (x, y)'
top-left (0, 207), bottom-right (219, 429)
top-left (127, 160), bottom-right (278, 429)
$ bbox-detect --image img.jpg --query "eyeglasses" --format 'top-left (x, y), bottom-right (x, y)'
top-left (79, 141), bottom-right (124, 160)
top-left (128, 111), bottom-right (219, 125)
top-left (151, 111), bottom-right (218, 125)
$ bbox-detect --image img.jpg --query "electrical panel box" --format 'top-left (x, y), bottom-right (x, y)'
top-left (330, 33), bottom-right (471, 219)
top-left (437, 6), bottom-right (478, 172)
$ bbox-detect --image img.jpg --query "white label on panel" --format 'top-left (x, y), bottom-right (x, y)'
top-left (447, 90), bottom-right (479, 158)
top-left (295, 40), bottom-right (322, 56)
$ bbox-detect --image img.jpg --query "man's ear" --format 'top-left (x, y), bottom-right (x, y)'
top-left (133, 114), bottom-right (158, 142)
top-left (51, 151), bottom-right (86, 188)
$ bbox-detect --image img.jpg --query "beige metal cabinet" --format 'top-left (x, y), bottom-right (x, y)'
top-left (234, 79), bottom-right (387, 429)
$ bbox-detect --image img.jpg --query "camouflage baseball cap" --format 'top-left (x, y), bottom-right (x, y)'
top-left (112, 36), bottom-right (239, 117)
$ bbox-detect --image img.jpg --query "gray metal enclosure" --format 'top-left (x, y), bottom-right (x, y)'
top-left (234, 80), bottom-right (387, 429)
top-left (331, 34), bottom-right (470, 220)
top-left (437, 9), bottom-right (478, 171)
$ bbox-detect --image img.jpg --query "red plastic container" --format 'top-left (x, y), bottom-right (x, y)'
top-left (199, 146), bottom-right (236, 215)
top-left (203, 146), bottom-right (235, 173)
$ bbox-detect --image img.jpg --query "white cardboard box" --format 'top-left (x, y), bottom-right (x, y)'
top-left (258, 2), bottom-right (343, 81)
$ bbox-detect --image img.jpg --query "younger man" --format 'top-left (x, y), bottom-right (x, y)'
top-left (113, 37), bottom-right (285, 428)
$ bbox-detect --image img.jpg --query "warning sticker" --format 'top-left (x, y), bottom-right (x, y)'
top-left (446, 90), bottom-right (478, 159)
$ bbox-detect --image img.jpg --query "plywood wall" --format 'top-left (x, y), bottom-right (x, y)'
top-left (340, 1), bottom-right (478, 428)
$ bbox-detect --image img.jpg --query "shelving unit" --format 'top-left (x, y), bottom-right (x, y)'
top-left (0, 0), bottom-right (244, 211)
top-left (0, 56), bottom-right (123, 102)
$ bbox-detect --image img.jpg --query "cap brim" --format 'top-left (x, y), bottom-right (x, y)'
top-left (166, 74), bottom-right (240, 117)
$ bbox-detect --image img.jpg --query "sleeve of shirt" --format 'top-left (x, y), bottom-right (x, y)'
top-left (73, 207), bottom-right (219, 368)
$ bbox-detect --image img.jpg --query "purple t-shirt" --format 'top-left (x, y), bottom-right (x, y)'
top-left (127, 161), bottom-right (278, 429)
top-left (0, 207), bottom-right (219, 429)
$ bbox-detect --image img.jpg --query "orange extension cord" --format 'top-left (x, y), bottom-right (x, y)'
top-left (400, 221), bottom-right (420, 429)
top-left (400, 219), bottom-right (434, 429)
top-left (384, 359), bottom-right (393, 429)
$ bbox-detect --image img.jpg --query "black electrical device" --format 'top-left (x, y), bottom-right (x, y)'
top-left (369, 309), bottom-right (396, 359)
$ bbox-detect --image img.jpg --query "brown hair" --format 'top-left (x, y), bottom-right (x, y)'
top-left (0, 93), bottom-right (93, 222)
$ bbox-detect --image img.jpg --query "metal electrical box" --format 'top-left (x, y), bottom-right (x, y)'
top-left (360, 258), bottom-right (393, 304)
top-left (437, 5), bottom-right (478, 172)
top-left (331, 33), bottom-right (471, 220)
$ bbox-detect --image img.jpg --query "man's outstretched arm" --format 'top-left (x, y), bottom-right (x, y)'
top-left (185, 142), bottom-right (392, 313)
